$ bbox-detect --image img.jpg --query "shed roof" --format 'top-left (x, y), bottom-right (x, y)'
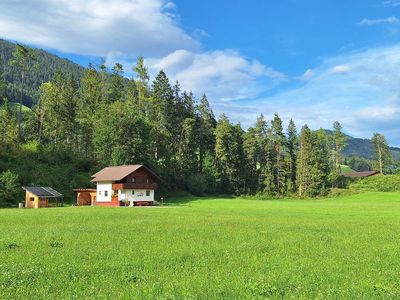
top-left (343, 171), bottom-right (380, 178)
top-left (91, 165), bottom-right (159, 182)
top-left (22, 187), bottom-right (63, 197)
top-left (73, 188), bottom-right (97, 192)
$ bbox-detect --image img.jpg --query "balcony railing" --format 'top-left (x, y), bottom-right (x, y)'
top-left (112, 182), bottom-right (158, 190)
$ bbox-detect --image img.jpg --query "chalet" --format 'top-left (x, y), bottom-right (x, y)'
top-left (91, 165), bottom-right (159, 207)
top-left (343, 171), bottom-right (380, 178)
top-left (23, 187), bottom-right (63, 208)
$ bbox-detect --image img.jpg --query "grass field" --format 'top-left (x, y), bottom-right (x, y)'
top-left (1, 192), bottom-right (400, 299)
top-left (339, 164), bottom-right (355, 174)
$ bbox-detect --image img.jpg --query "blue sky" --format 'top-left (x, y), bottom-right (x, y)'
top-left (1, 0), bottom-right (400, 145)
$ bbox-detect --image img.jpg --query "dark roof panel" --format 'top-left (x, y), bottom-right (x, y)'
top-left (343, 171), bottom-right (380, 178)
top-left (22, 187), bottom-right (63, 197)
top-left (43, 187), bottom-right (63, 197)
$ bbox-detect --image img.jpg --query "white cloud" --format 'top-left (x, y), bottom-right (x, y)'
top-left (221, 45), bottom-right (400, 146)
top-left (0, 0), bottom-right (284, 103)
top-left (332, 65), bottom-right (351, 74)
top-left (383, 1), bottom-right (400, 8)
top-left (302, 69), bottom-right (314, 79)
top-left (146, 49), bottom-right (286, 101)
top-left (359, 16), bottom-right (399, 26)
top-left (0, 0), bottom-right (199, 57)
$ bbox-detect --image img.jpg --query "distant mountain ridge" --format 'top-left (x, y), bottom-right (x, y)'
top-left (325, 130), bottom-right (400, 161)
top-left (344, 136), bottom-right (400, 161)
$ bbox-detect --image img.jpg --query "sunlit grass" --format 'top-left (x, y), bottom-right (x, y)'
top-left (1, 192), bottom-right (400, 299)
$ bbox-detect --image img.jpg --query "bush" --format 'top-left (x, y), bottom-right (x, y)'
top-left (0, 170), bottom-right (20, 206)
top-left (186, 173), bottom-right (208, 196)
top-left (350, 175), bottom-right (400, 192)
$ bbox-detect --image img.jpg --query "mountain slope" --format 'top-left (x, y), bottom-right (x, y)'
top-left (344, 136), bottom-right (400, 161)
top-left (0, 39), bottom-right (85, 107)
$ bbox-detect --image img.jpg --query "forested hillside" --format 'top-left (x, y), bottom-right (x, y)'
top-left (0, 39), bottom-right (84, 107)
top-left (0, 40), bottom-right (398, 207)
top-left (344, 136), bottom-right (400, 161)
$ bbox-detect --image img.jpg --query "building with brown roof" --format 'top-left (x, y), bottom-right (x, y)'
top-left (343, 171), bottom-right (380, 178)
top-left (91, 165), bottom-right (159, 207)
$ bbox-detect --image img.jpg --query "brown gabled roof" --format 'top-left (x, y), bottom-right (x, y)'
top-left (343, 171), bottom-right (380, 178)
top-left (91, 165), bottom-right (160, 182)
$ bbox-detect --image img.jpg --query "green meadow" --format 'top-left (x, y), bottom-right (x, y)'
top-left (1, 192), bottom-right (400, 299)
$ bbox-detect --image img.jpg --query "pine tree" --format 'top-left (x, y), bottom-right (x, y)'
top-left (197, 94), bottom-right (216, 171)
top-left (332, 121), bottom-right (347, 167)
top-left (108, 63), bottom-right (124, 102)
top-left (133, 56), bottom-right (149, 115)
top-left (39, 72), bottom-right (79, 150)
top-left (77, 66), bottom-right (104, 157)
top-left (286, 119), bottom-right (298, 192)
top-left (371, 133), bottom-right (391, 174)
top-left (297, 126), bottom-right (331, 197)
top-left (297, 125), bottom-right (313, 197)
top-left (215, 115), bottom-right (246, 194)
top-left (244, 114), bottom-right (268, 193)
top-left (270, 114), bottom-right (287, 195)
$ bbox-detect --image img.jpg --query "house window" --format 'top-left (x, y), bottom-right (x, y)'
top-left (146, 190), bottom-right (150, 196)
top-left (105, 191), bottom-right (108, 197)
top-left (30, 197), bottom-right (34, 201)
top-left (146, 179), bottom-right (150, 184)
top-left (132, 190), bottom-right (135, 195)
top-left (132, 177), bottom-right (136, 183)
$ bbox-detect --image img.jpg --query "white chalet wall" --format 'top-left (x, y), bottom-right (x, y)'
top-left (96, 182), bottom-right (113, 202)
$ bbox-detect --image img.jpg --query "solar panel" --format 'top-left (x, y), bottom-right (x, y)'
top-left (23, 187), bottom-right (63, 197)
top-left (43, 187), bottom-right (63, 197)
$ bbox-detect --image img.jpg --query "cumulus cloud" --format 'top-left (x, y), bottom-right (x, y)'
top-left (222, 45), bottom-right (400, 146)
top-left (359, 16), bottom-right (399, 26)
top-left (0, 0), bottom-right (284, 103)
top-left (0, 0), bottom-right (199, 57)
top-left (146, 49), bottom-right (286, 101)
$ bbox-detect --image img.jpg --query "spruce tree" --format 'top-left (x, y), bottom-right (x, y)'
top-left (297, 125), bottom-right (313, 197)
top-left (286, 119), bottom-right (298, 192)
top-left (271, 114), bottom-right (287, 195)
top-left (215, 115), bottom-right (246, 194)
top-left (197, 94), bottom-right (216, 171)
top-left (330, 121), bottom-right (348, 186)
top-left (133, 56), bottom-right (149, 115)
top-left (108, 63), bottom-right (124, 102)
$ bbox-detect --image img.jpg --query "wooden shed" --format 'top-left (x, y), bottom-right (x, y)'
top-left (73, 188), bottom-right (97, 206)
top-left (23, 187), bottom-right (63, 208)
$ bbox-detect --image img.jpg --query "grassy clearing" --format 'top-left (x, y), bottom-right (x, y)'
top-left (1, 192), bottom-right (400, 299)
top-left (339, 164), bottom-right (355, 174)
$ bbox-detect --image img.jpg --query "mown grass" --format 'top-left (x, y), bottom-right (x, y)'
top-left (1, 192), bottom-right (400, 299)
